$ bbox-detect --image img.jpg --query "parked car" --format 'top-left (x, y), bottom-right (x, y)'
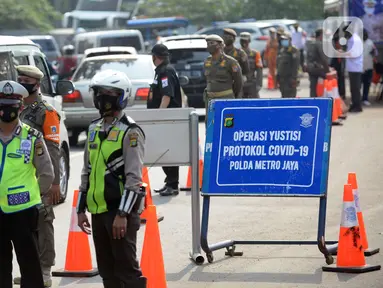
top-left (195, 22), bottom-right (281, 65)
top-left (26, 35), bottom-right (62, 63)
top-left (162, 35), bottom-right (209, 108)
top-left (84, 46), bottom-right (137, 59)
top-left (73, 29), bottom-right (145, 65)
top-left (0, 36), bottom-right (74, 203)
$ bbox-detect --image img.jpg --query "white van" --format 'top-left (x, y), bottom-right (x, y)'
top-left (0, 36), bottom-right (75, 203)
top-left (73, 29), bottom-right (145, 63)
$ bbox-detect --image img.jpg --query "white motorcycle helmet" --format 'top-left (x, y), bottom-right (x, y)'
top-left (89, 70), bottom-right (133, 112)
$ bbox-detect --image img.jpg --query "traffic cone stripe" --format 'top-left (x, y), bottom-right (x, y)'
top-left (69, 207), bottom-right (83, 233)
top-left (353, 189), bottom-right (361, 212)
top-left (341, 202), bottom-right (358, 228)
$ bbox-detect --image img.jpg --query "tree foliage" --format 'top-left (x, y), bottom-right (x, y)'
top-left (0, 0), bottom-right (61, 32)
top-left (140, 0), bottom-right (324, 24)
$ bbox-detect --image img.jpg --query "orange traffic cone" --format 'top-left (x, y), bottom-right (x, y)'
top-left (348, 172), bottom-right (380, 256)
top-left (327, 79), bottom-right (342, 126)
top-left (322, 184), bottom-right (381, 273)
top-left (140, 167), bottom-right (164, 224)
top-left (267, 73), bottom-right (275, 89)
top-left (140, 205), bottom-right (167, 288)
top-left (316, 78), bottom-right (325, 97)
top-left (181, 139), bottom-right (204, 191)
top-left (52, 190), bottom-right (98, 277)
top-left (332, 78), bottom-right (347, 120)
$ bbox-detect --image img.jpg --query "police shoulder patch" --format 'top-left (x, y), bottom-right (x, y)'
top-left (232, 64), bottom-right (239, 72)
top-left (35, 141), bottom-right (44, 156)
top-left (128, 132), bottom-right (138, 147)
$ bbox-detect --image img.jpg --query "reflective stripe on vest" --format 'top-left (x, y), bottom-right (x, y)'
top-left (87, 122), bottom-right (128, 214)
top-left (0, 123), bottom-right (41, 213)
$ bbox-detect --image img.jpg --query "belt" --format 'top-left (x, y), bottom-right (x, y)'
top-left (207, 89), bottom-right (233, 97)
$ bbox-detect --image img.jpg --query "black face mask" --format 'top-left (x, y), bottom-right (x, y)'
top-left (20, 83), bottom-right (37, 95)
top-left (0, 105), bottom-right (19, 123)
top-left (95, 94), bottom-right (120, 117)
top-left (207, 45), bottom-right (219, 54)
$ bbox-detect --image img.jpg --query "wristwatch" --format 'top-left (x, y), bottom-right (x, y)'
top-left (117, 210), bottom-right (128, 217)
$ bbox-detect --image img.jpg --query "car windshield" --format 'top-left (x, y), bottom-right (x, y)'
top-left (73, 57), bottom-right (153, 81)
top-left (170, 49), bottom-right (209, 64)
top-left (100, 36), bottom-right (142, 51)
top-left (31, 39), bottom-right (56, 52)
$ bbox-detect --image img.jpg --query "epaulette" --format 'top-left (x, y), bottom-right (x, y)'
top-left (27, 126), bottom-right (43, 139)
top-left (122, 115), bottom-right (146, 139)
top-left (42, 100), bottom-right (55, 112)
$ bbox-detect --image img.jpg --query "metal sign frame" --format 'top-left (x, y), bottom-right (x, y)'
top-left (128, 108), bottom-right (205, 265)
top-left (199, 98), bottom-right (338, 265)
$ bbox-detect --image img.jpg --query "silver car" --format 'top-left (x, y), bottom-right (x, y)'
top-left (63, 54), bottom-right (155, 145)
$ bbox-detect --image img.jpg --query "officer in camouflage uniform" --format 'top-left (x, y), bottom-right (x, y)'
top-left (204, 34), bottom-right (243, 123)
top-left (222, 28), bottom-right (250, 84)
top-left (239, 32), bottom-right (263, 98)
top-left (277, 33), bottom-right (300, 98)
top-left (14, 65), bottom-right (61, 287)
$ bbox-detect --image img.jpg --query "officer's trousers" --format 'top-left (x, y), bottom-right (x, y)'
top-left (38, 205), bottom-right (56, 273)
top-left (92, 210), bottom-right (143, 288)
top-left (0, 207), bottom-right (44, 288)
top-left (162, 167), bottom-right (179, 188)
top-left (279, 77), bottom-right (297, 98)
top-left (243, 83), bottom-right (260, 98)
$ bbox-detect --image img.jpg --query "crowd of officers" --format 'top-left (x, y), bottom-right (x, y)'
top-left (0, 24), bottom-right (325, 288)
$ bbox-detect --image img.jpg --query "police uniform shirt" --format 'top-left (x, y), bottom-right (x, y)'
top-left (79, 112), bottom-right (145, 196)
top-left (0, 121), bottom-right (54, 200)
top-left (147, 62), bottom-right (182, 109)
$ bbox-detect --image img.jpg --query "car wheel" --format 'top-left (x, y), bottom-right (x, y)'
top-left (59, 147), bottom-right (69, 203)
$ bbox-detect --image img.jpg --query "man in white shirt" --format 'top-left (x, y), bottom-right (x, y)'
top-left (291, 23), bottom-right (306, 70)
top-left (362, 29), bottom-right (377, 105)
top-left (344, 28), bottom-right (364, 112)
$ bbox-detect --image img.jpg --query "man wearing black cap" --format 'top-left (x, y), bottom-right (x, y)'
top-left (149, 44), bottom-right (182, 197)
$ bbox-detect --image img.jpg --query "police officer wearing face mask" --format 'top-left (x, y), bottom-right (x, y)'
top-left (203, 34), bottom-right (243, 123)
top-left (77, 70), bottom-right (147, 288)
top-left (148, 44), bottom-right (182, 197)
top-left (277, 33), bottom-right (300, 98)
top-left (0, 81), bottom-right (54, 288)
top-left (14, 65), bottom-right (61, 288)
top-left (222, 28), bottom-right (250, 85)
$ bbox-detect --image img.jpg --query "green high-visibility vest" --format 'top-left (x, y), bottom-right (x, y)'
top-left (0, 123), bottom-right (41, 213)
top-left (87, 121), bottom-right (128, 214)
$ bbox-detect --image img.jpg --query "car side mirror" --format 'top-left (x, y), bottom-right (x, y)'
top-left (179, 75), bottom-right (189, 86)
top-left (56, 80), bottom-right (74, 95)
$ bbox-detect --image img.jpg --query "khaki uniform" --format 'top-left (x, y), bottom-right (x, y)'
top-left (243, 47), bottom-right (263, 98)
top-left (277, 45), bottom-right (300, 98)
top-left (19, 95), bottom-right (60, 271)
top-left (224, 46), bottom-right (250, 79)
top-left (203, 54), bottom-right (243, 117)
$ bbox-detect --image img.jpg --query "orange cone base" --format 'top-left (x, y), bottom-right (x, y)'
top-left (331, 247), bottom-right (380, 257)
top-left (332, 120), bottom-right (343, 126)
top-left (364, 247), bottom-right (380, 256)
top-left (52, 268), bottom-right (99, 278)
top-left (322, 264), bottom-right (381, 274)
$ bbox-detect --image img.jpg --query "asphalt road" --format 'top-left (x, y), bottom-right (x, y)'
top-left (12, 78), bottom-right (383, 288)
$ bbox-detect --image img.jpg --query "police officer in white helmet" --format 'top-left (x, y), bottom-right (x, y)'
top-left (77, 70), bottom-right (147, 287)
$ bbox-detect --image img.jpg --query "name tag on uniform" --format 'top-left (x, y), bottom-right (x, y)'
top-left (107, 130), bottom-right (120, 142)
top-left (89, 131), bottom-right (96, 142)
top-left (17, 139), bottom-right (32, 154)
top-left (89, 143), bottom-right (98, 149)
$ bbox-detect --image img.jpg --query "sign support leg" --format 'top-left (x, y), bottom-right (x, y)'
top-left (189, 111), bottom-right (204, 265)
top-left (317, 195), bottom-right (337, 265)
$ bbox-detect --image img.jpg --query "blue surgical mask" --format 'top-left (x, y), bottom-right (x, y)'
top-left (281, 39), bottom-right (289, 47)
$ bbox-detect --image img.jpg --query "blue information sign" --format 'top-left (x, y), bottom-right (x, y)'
top-left (202, 98), bottom-right (333, 197)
